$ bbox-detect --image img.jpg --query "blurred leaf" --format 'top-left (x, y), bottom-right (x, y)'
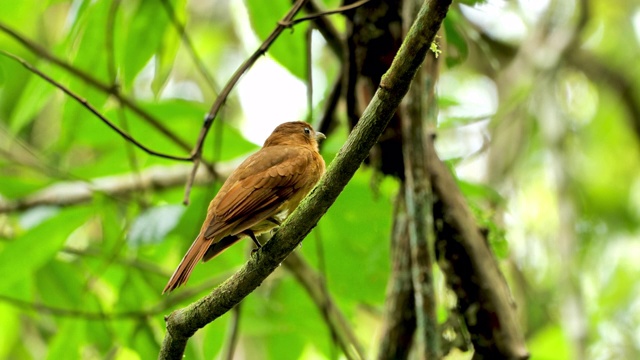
top-left (0, 206), bottom-right (90, 292)
top-left (46, 319), bottom-right (86, 360)
top-left (303, 168), bottom-right (397, 306)
top-left (115, 347), bottom-right (142, 360)
top-left (245, 0), bottom-right (306, 79)
top-left (439, 115), bottom-right (490, 129)
top-left (9, 72), bottom-right (55, 133)
top-left (443, 13), bottom-right (468, 67)
top-left (574, 89), bottom-right (640, 230)
top-left (242, 278), bottom-right (320, 360)
top-left (35, 260), bottom-right (85, 310)
top-left (128, 204), bottom-right (185, 245)
top-left (458, 180), bottom-right (504, 204)
top-left (121, 1), bottom-right (172, 89)
top-left (152, 0), bottom-right (185, 96)
top-left (65, 0), bottom-right (111, 85)
top-left (0, 303), bottom-right (20, 359)
top-left (437, 95), bottom-right (461, 109)
top-left (527, 324), bottom-right (571, 360)
top-left (0, 175), bottom-right (50, 199)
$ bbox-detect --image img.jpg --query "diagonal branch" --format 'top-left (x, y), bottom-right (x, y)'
top-left (0, 51), bottom-right (192, 161)
top-left (159, 0), bottom-right (452, 358)
top-left (182, 0), bottom-right (312, 204)
top-left (0, 22), bottom-right (194, 153)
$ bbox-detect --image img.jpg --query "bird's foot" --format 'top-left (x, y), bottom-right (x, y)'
top-left (244, 230), bottom-right (263, 258)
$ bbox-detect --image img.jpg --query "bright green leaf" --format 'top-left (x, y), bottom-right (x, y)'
top-left (245, 0), bottom-right (307, 79)
top-left (0, 206), bottom-right (91, 292)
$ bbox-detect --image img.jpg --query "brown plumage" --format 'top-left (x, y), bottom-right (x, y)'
top-left (163, 121), bottom-right (326, 293)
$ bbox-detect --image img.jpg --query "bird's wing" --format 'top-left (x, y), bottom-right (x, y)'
top-left (203, 146), bottom-right (312, 239)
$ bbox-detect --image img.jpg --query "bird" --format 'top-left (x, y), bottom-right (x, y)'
top-left (163, 121), bottom-right (326, 293)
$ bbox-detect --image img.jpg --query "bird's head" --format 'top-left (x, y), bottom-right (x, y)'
top-left (263, 121), bottom-right (325, 151)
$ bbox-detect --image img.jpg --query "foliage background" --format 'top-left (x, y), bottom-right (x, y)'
top-left (1, 0), bottom-right (639, 359)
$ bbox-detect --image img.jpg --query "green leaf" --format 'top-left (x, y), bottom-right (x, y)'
top-left (0, 175), bottom-right (50, 199)
top-left (457, 180), bottom-right (504, 204)
top-left (443, 12), bottom-right (468, 68)
top-left (114, 347), bottom-right (142, 360)
top-left (527, 324), bottom-right (571, 360)
top-left (9, 71), bottom-right (55, 133)
top-left (46, 319), bottom-right (85, 360)
top-left (121, 1), bottom-right (172, 89)
top-left (65, 0), bottom-right (112, 85)
top-left (0, 206), bottom-right (91, 292)
top-left (245, 0), bottom-right (307, 79)
top-left (0, 303), bottom-right (20, 358)
top-left (302, 168), bottom-right (397, 306)
top-left (152, 0), bottom-right (185, 96)
top-left (35, 260), bottom-right (85, 310)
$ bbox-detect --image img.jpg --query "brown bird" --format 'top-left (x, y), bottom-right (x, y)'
top-left (163, 121), bottom-right (326, 293)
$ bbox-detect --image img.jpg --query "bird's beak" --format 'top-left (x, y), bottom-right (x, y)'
top-left (315, 132), bottom-right (326, 142)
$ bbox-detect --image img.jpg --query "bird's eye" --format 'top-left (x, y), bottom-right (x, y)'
top-left (303, 127), bottom-right (311, 135)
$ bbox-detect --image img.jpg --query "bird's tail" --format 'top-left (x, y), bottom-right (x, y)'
top-left (162, 235), bottom-right (211, 294)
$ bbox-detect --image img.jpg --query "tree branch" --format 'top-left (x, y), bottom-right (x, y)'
top-left (159, 0), bottom-right (452, 358)
top-left (303, 0), bottom-right (344, 59)
top-left (283, 0), bottom-right (372, 27)
top-left (428, 136), bottom-right (529, 359)
top-left (401, 34), bottom-right (439, 360)
top-left (0, 22), bottom-right (194, 153)
top-left (0, 51), bottom-right (193, 161)
top-left (182, 0), bottom-right (312, 204)
top-left (377, 192), bottom-right (416, 360)
top-left (0, 162), bottom-right (238, 213)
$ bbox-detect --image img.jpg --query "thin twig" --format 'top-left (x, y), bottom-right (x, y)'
top-left (303, 0), bottom-right (344, 59)
top-left (106, 0), bottom-right (148, 207)
top-left (0, 22), bottom-right (194, 153)
top-left (182, 157), bottom-right (201, 205)
top-left (0, 271), bottom-right (232, 321)
top-left (182, 0), bottom-right (312, 204)
top-left (282, 0), bottom-right (372, 27)
top-left (317, 67), bottom-right (344, 135)
top-left (0, 51), bottom-right (193, 162)
top-left (61, 247), bottom-right (170, 278)
top-left (306, 24), bottom-right (314, 123)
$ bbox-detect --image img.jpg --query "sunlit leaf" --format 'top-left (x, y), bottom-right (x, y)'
top-left (245, 0), bottom-right (307, 79)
